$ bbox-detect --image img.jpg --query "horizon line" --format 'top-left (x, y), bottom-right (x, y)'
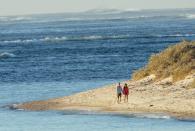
top-left (0, 7), bottom-right (195, 17)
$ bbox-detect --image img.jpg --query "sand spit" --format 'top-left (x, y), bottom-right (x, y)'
top-left (14, 74), bottom-right (195, 119)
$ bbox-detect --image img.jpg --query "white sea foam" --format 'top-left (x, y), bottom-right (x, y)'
top-left (132, 113), bottom-right (171, 119)
top-left (186, 14), bottom-right (195, 19)
top-left (124, 8), bottom-right (142, 12)
top-left (75, 35), bottom-right (130, 40)
top-left (63, 35), bottom-right (129, 41)
top-left (156, 34), bottom-right (195, 38)
top-left (0, 16), bottom-right (8, 21)
top-left (0, 52), bottom-right (15, 59)
top-left (2, 39), bottom-right (38, 43)
top-left (0, 16), bottom-right (32, 22)
top-left (1, 33), bottom-right (194, 44)
top-left (41, 36), bottom-right (67, 42)
top-left (16, 108), bottom-right (25, 111)
top-left (86, 8), bottom-right (142, 15)
top-left (181, 14), bottom-right (195, 19)
top-left (1, 35), bottom-right (130, 44)
top-left (125, 15), bottom-right (166, 20)
top-left (82, 35), bottom-right (103, 40)
top-left (62, 15), bottom-right (155, 22)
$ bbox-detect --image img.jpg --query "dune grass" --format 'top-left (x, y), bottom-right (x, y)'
top-left (132, 40), bottom-right (195, 81)
top-left (189, 79), bottom-right (195, 88)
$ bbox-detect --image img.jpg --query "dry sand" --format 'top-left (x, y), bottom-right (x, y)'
top-left (14, 74), bottom-right (195, 119)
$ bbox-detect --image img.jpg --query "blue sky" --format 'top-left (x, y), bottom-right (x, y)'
top-left (0, 0), bottom-right (195, 16)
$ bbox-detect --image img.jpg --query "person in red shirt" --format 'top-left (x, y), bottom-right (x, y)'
top-left (123, 83), bottom-right (129, 103)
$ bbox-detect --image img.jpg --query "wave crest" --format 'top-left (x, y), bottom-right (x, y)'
top-left (41, 35), bottom-right (130, 42)
top-left (187, 14), bottom-right (195, 19)
top-left (0, 52), bottom-right (15, 59)
top-left (156, 34), bottom-right (195, 38)
top-left (0, 16), bottom-right (32, 22)
top-left (1, 33), bottom-right (195, 44)
top-left (1, 35), bottom-right (130, 44)
top-left (182, 14), bottom-right (195, 19)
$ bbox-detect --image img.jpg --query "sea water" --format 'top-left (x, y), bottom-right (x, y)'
top-left (0, 9), bottom-right (195, 131)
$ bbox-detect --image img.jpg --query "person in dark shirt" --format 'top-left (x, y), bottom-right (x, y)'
top-left (116, 82), bottom-right (122, 103)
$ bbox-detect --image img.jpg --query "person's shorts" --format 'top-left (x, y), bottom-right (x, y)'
top-left (124, 93), bottom-right (129, 95)
top-left (117, 93), bottom-right (122, 97)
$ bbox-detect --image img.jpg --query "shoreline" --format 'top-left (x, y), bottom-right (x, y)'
top-left (13, 103), bottom-right (195, 120)
top-left (13, 74), bottom-right (195, 120)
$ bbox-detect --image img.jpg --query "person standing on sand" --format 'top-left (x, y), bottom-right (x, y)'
top-left (123, 83), bottom-right (129, 103)
top-left (116, 82), bottom-right (122, 103)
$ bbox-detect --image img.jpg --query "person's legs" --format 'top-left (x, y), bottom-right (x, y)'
top-left (117, 94), bottom-right (119, 103)
top-left (124, 95), bottom-right (128, 103)
top-left (119, 93), bottom-right (121, 102)
top-left (124, 95), bottom-right (127, 102)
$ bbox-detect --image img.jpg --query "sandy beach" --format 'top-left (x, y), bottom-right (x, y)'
top-left (15, 73), bottom-right (195, 119)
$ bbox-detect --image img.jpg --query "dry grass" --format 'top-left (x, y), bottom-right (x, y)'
top-left (132, 40), bottom-right (195, 81)
top-left (189, 79), bottom-right (195, 88)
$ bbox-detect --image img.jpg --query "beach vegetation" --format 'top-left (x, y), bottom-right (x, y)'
top-left (188, 79), bottom-right (195, 89)
top-left (132, 40), bottom-right (195, 81)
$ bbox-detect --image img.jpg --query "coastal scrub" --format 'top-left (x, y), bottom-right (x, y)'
top-left (132, 41), bottom-right (195, 81)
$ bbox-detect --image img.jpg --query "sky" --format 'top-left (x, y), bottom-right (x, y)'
top-left (0, 0), bottom-right (195, 16)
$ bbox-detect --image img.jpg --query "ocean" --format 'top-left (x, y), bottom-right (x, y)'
top-left (0, 9), bottom-right (195, 131)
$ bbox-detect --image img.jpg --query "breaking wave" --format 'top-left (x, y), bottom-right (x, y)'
top-left (0, 16), bottom-right (32, 22)
top-left (63, 15), bottom-right (170, 22)
top-left (183, 14), bottom-right (195, 19)
top-left (0, 35), bottom-right (130, 44)
top-left (46, 35), bottom-right (108, 41)
top-left (1, 33), bottom-right (195, 44)
top-left (178, 13), bottom-right (195, 19)
top-left (155, 34), bottom-right (195, 38)
top-left (0, 52), bottom-right (15, 59)
top-left (85, 8), bottom-right (142, 15)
